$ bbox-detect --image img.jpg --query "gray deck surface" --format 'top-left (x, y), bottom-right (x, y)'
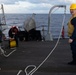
top-left (0, 39), bottom-right (76, 75)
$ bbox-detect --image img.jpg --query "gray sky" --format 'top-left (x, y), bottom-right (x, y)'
top-left (0, 0), bottom-right (76, 13)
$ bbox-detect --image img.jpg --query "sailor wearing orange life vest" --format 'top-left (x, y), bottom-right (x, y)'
top-left (68, 4), bottom-right (76, 65)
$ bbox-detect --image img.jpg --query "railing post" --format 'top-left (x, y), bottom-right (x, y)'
top-left (42, 25), bottom-right (45, 41)
top-left (45, 5), bottom-right (66, 41)
top-left (61, 26), bottom-right (65, 39)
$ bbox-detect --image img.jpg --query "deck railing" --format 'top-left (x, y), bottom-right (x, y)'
top-left (36, 25), bottom-right (68, 40)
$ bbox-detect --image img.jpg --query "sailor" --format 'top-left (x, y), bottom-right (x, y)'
top-left (8, 26), bottom-right (19, 48)
top-left (68, 4), bottom-right (76, 65)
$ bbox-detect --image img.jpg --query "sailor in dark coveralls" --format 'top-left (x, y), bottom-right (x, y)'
top-left (8, 26), bottom-right (19, 47)
top-left (68, 4), bottom-right (76, 65)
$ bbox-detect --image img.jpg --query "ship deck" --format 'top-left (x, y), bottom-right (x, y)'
top-left (0, 39), bottom-right (76, 75)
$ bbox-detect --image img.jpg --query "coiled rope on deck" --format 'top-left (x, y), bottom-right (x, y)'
top-left (17, 6), bottom-right (66, 75)
top-left (0, 46), bottom-right (16, 57)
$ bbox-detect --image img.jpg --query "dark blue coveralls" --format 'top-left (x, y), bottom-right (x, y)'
top-left (70, 17), bottom-right (76, 62)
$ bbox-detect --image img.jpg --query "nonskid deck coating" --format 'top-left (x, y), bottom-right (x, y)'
top-left (0, 39), bottom-right (76, 75)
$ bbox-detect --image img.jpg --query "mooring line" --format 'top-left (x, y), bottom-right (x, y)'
top-left (17, 70), bottom-right (23, 75)
top-left (17, 6), bottom-right (66, 75)
top-left (0, 46), bottom-right (16, 57)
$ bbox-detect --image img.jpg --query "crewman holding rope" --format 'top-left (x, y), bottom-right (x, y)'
top-left (68, 4), bottom-right (76, 65)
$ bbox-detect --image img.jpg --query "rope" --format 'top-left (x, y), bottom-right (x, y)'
top-left (0, 46), bottom-right (16, 57)
top-left (17, 6), bottom-right (66, 75)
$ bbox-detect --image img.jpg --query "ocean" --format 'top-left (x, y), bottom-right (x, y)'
top-left (1, 14), bottom-right (71, 39)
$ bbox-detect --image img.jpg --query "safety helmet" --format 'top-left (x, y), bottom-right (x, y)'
top-left (70, 4), bottom-right (76, 10)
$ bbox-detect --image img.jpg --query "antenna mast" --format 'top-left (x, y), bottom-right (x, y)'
top-left (1, 4), bottom-right (6, 25)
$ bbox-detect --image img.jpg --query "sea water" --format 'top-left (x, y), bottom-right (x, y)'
top-left (1, 14), bottom-right (71, 39)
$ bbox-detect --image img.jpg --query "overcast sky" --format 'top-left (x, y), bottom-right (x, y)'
top-left (0, 0), bottom-right (76, 14)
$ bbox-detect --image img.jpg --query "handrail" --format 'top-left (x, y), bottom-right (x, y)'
top-left (45, 5), bottom-right (66, 41)
top-left (48, 5), bottom-right (66, 33)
